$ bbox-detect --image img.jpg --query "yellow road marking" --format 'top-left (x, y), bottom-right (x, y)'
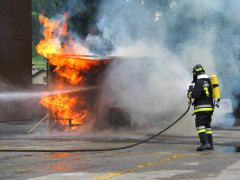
top-left (0, 147), bottom-right (53, 150)
top-left (16, 168), bottom-right (33, 172)
top-left (0, 147), bottom-right (22, 150)
top-left (0, 146), bottom-right (239, 158)
top-left (116, 151), bottom-right (240, 158)
top-left (91, 154), bottom-right (185, 180)
top-left (44, 161), bottom-right (66, 167)
top-left (184, 153), bottom-right (239, 158)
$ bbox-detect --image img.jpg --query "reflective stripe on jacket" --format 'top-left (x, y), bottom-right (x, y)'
top-left (191, 74), bottom-right (214, 113)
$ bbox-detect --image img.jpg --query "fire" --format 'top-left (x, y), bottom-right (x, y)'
top-left (49, 54), bottom-right (105, 85)
top-left (36, 12), bottom-right (103, 85)
top-left (36, 12), bottom-right (108, 129)
top-left (40, 94), bottom-right (87, 126)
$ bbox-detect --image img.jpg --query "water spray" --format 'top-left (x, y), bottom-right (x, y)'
top-left (0, 86), bottom-right (98, 101)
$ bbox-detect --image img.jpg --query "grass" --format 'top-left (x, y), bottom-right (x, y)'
top-left (32, 55), bottom-right (47, 69)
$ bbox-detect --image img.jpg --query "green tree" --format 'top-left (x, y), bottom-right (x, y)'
top-left (32, 41), bottom-right (37, 56)
top-left (32, 0), bottom-right (67, 49)
top-left (68, 0), bottom-right (101, 38)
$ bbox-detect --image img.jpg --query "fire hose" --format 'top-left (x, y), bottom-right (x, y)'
top-left (0, 102), bottom-right (191, 152)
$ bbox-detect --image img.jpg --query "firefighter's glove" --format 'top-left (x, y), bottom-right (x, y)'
top-left (187, 91), bottom-right (192, 99)
top-left (214, 98), bottom-right (220, 108)
top-left (188, 98), bottom-right (192, 105)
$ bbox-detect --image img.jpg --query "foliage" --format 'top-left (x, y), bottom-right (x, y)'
top-left (32, 0), bottom-right (67, 69)
top-left (32, 41), bottom-right (37, 56)
top-left (32, 55), bottom-right (47, 69)
top-left (32, 0), bottom-right (101, 48)
top-left (67, 0), bottom-right (101, 38)
top-left (32, 0), bottom-right (101, 67)
top-left (32, 0), bottom-right (67, 50)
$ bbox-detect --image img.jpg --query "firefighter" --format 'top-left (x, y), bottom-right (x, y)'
top-left (187, 64), bottom-right (214, 151)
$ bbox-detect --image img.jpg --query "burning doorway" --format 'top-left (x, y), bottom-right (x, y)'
top-left (36, 13), bottom-right (107, 131)
top-left (35, 12), bottom-right (131, 132)
top-left (43, 54), bottom-right (111, 132)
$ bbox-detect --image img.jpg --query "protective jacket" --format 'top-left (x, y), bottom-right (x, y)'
top-left (188, 74), bottom-right (214, 113)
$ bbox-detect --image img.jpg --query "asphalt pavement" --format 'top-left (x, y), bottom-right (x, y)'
top-left (0, 119), bottom-right (240, 180)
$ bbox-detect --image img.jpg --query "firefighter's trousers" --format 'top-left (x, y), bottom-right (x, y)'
top-left (195, 111), bottom-right (213, 145)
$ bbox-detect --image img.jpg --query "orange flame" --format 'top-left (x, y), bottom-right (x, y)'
top-left (36, 12), bottom-right (107, 128)
top-left (40, 93), bottom-right (87, 126)
top-left (36, 12), bottom-right (104, 85)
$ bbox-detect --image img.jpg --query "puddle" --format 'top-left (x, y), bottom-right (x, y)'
top-left (217, 146), bottom-right (240, 153)
top-left (41, 152), bottom-right (89, 172)
top-left (42, 152), bottom-right (75, 159)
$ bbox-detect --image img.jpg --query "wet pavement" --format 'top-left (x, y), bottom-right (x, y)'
top-left (0, 120), bottom-right (240, 180)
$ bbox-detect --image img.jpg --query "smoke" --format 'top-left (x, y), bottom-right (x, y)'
top-left (0, 77), bottom-right (43, 122)
top-left (0, 72), bottom-right (97, 122)
top-left (91, 0), bottom-right (240, 129)
top-left (35, 0), bottom-right (240, 132)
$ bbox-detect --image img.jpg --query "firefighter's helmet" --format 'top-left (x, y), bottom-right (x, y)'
top-left (192, 64), bottom-right (205, 82)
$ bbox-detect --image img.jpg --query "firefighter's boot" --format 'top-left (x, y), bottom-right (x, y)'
top-left (207, 134), bottom-right (214, 150)
top-left (197, 132), bottom-right (211, 151)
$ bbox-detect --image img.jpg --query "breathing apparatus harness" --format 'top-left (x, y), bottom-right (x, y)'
top-left (188, 64), bottom-right (221, 111)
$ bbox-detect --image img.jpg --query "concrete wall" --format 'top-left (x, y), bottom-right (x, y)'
top-left (0, 0), bottom-right (32, 122)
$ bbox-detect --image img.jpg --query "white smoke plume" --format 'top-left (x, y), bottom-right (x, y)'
top-left (91, 0), bottom-right (240, 129)
top-left (40, 0), bottom-right (240, 134)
